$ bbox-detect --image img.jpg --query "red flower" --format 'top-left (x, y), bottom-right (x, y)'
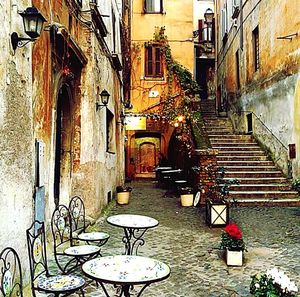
top-left (224, 223), bottom-right (242, 240)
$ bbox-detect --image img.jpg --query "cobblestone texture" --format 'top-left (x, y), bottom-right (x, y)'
top-left (55, 180), bottom-right (300, 297)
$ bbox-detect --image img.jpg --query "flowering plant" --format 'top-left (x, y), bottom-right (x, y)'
top-left (250, 268), bottom-right (298, 297)
top-left (219, 223), bottom-right (246, 251)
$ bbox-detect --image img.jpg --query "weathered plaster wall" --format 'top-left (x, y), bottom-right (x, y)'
top-left (216, 0), bottom-right (300, 177)
top-left (0, 0), bottom-right (34, 280)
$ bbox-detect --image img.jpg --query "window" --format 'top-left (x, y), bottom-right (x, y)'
top-left (106, 109), bottom-right (115, 153)
top-left (252, 26), bottom-right (259, 71)
top-left (235, 50), bottom-right (240, 89)
top-left (145, 44), bottom-right (163, 78)
top-left (144, 0), bottom-right (163, 13)
top-left (221, 8), bottom-right (228, 42)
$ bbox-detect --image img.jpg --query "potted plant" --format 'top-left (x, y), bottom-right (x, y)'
top-left (250, 268), bottom-right (298, 296)
top-left (219, 222), bottom-right (246, 266)
top-left (116, 185), bottom-right (132, 205)
top-left (205, 166), bottom-right (239, 227)
top-left (179, 187), bottom-right (194, 207)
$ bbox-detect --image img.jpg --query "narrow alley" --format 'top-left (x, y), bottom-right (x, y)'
top-left (80, 180), bottom-right (300, 296)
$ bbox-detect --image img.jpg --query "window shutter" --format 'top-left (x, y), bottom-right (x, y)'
top-left (212, 18), bottom-right (215, 44)
top-left (198, 19), bottom-right (204, 43)
top-left (155, 47), bottom-right (161, 76)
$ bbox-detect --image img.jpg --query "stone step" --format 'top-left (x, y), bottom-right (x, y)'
top-left (211, 142), bottom-right (259, 147)
top-left (217, 149), bottom-right (266, 155)
top-left (225, 171), bottom-right (283, 178)
top-left (229, 191), bottom-right (299, 199)
top-left (226, 184), bottom-right (292, 191)
top-left (210, 137), bottom-right (254, 143)
top-left (217, 155), bottom-right (269, 161)
top-left (208, 134), bottom-right (254, 142)
top-left (223, 177), bottom-right (287, 184)
top-left (212, 146), bottom-right (263, 151)
top-left (228, 197), bottom-right (300, 207)
top-left (218, 160), bottom-right (274, 166)
top-left (222, 165), bottom-right (278, 172)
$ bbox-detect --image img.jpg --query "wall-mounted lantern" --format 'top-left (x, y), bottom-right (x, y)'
top-left (11, 7), bottom-right (47, 51)
top-left (96, 89), bottom-right (110, 111)
top-left (204, 8), bottom-right (214, 24)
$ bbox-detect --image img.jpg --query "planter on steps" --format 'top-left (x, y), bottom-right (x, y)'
top-left (226, 249), bottom-right (243, 266)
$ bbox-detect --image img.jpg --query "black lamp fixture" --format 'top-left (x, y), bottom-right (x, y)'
top-left (96, 89), bottom-right (110, 111)
top-left (204, 8), bottom-right (214, 24)
top-left (11, 6), bottom-right (47, 51)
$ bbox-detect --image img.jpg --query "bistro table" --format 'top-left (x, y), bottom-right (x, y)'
top-left (154, 166), bottom-right (172, 187)
top-left (161, 169), bottom-right (183, 196)
top-left (82, 255), bottom-right (170, 297)
top-left (106, 214), bottom-right (158, 255)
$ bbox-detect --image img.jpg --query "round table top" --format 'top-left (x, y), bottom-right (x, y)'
top-left (82, 255), bottom-right (170, 285)
top-left (64, 245), bottom-right (100, 256)
top-left (107, 214), bottom-right (158, 229)
top-left (154, 166), bottom-right (172, 171)
top-left (78, 231), bottom-right (110, 241)
top-left (161, 169), bottom-right (182, 174)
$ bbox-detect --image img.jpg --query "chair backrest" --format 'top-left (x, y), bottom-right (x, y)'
top-left (51, 204), bottom-right (72, 251)
top-left (69, 196), bottom-right (86, 237)
top-left (26, 220), bottom-right (48, 297)
top-left (0, 247), bottom-right (23, 297)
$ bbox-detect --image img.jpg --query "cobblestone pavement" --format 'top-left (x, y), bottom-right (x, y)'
top-left (66, 180), bottom-right (300, 297)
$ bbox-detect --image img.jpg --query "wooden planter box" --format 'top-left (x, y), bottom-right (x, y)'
top-left (205, 199), bottom-right (229, 227)
top-left (226, 249), bottom-right (243, 266)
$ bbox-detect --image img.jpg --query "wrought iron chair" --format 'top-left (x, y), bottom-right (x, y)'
top-left (51, 205), bottom-right (101, 274)
top-left (69, 196), bottom-right (110, 250)
top-left (0, 247), bottom-right (23, 297)
top-left (26, 220), bottom-right (85, 297)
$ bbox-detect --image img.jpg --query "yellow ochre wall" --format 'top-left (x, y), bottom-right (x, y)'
top-left (130, 0), bottom-right (194, 113)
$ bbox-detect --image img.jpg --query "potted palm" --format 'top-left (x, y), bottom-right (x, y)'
top-left (116, 185), bottom-right (132, 205)
top-left (219, 222), bottom-right (246, 266)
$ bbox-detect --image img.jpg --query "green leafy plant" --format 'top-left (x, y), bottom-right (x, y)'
top-left (291, 177), bottom-right (300, 195)
top-left (219, 223), bottom-right (246, 251)
top-left (116, 185), bottom-right (132, 193)
top-left (250, 268), bottom-right (298, 297)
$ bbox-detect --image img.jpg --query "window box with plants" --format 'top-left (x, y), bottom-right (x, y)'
top-left (116, 185), bottom-right (132, 205)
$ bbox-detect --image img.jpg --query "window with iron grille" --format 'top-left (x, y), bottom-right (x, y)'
top-left (145, 44), bottom-right (163, 78)
top-left (252, 26), bottom-right (260, 71)
top-left (144, 0), bottom-right (163, 13)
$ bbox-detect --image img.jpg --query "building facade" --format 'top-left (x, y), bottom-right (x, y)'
top-left (215, 0), bottom-right (300, 177)
top-left (0, 0), bottom-right (125, 284)
top-left (125, 0), bottom-right (194, 178)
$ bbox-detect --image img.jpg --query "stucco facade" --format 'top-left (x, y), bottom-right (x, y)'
top-left (215, 0), bottom-right (300, 177)
top-left (0, 0), bottom-right (125, 288)
top-left (126, 0), bottom-right (194, 178)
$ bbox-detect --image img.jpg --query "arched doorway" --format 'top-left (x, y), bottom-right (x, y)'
top-left (139, 142), bottom-right (156, 173)
top-left (54, 84), bottom-right (73, 207)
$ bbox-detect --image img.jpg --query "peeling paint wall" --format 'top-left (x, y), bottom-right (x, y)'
top-left (216, 0), bottom-right (300, 177)
top-left (0, 0), bottom-right (34, 279)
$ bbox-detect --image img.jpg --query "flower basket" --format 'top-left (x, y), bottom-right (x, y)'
top-left (116, 186), bottom-right (132, 205)
top-left (205, 198), bottom-right (229, 227)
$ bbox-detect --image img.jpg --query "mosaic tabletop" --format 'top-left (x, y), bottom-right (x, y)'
top-left (78, 231), bottom-right (110, 241)
top-left (107, 214), bottom-right (159, 229)
top-left (64, 244), bottom-right (100, 256)
top-left (82, 255), bottom-right (170, 284)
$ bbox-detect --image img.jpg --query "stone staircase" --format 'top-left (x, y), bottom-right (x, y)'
top-left (200, 99), bottom-right (300, 206)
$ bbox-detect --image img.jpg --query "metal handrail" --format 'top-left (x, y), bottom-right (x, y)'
top-left (241, 110), bottom-right (288, 150)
